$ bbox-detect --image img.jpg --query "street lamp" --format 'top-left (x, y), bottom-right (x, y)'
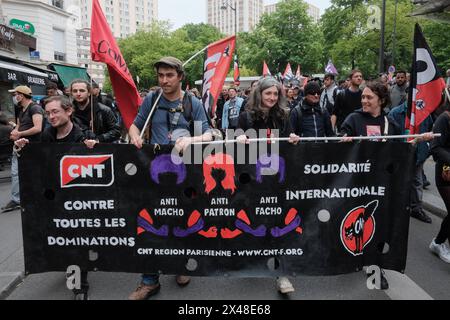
top-left (221, 0), bottom-right (237, 35)
top-left (379, 0), bottom-right (387, 73)
top-left (392, 0), bottom-right (399, 67)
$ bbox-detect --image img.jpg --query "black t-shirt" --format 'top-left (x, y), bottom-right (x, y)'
top-left (41, 123), bottom-right (85, 143)
top-left (227, 100), bottom-right (240, 129)
top-left (18, 103), bottom-right (44, 142)
top-left (332, 88), bottom-right (362, 129)
top-left (75, 105), bottom-right (92, 131)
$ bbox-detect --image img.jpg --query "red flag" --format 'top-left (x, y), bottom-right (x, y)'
top-left (233, 54), bottom-right (240, 87)
top-left (407, 24), bottom-right (446, 134)
top-left (201, 35), bottom-right (236, 119)
top-left (263, 61), bottom-right (271, 76)
top-left (90, 0), bottom-right (142, 129)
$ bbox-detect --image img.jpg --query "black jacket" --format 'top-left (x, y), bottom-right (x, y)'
top-left (289, 101), bottom-right (334, 138)
top-left (431, 112), bottom-right (450, 186)
top-left (73, 99), bottom-right (121, 143)
top-left (238, 110), bottom-right (292, 138)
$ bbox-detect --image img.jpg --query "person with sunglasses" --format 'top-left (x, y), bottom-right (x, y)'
top-left (289, 81), bottom-right (334, 143)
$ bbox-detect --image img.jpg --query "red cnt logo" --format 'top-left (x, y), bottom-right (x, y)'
top-left (340, 200), bottom-right (378, 256)
top-left (60, 155), bottom-right (114, 188)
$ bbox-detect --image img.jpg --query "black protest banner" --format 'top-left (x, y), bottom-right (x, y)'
top-left (19, 142), bottom-right (415, 276)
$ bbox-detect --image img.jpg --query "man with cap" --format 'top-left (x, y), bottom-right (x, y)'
top-left (1, 86), bottom-right (44, 212)
top-left (290, 81), bottom-right (334, 142)
top-left (128, 57), bottom-right (215, 300)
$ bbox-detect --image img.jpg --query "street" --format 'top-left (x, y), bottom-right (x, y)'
top-left (0, 158), bottom-right (449, 300)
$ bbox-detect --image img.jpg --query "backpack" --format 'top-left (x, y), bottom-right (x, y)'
top-left (148, 90), bottom-right (195, 136)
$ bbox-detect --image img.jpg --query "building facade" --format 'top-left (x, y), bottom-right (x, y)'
top-left (69, 0), bottom-right (158, 39)
top-left (2, 0), bottom-right (78, 64)
top-left (264, 1), bottom-right (321, 24)
top-left (207, 0), bottom-right (264, 35)
top-left (66, 0), bottom-right (158, 88)
top-left (76, 28), bottom-right (105, 86)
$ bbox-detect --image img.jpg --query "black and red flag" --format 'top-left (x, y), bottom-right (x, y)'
top-left (406, 23), bottom-right (446, 134)
top-left (263, 61), bottom-right (271, 77)
top-left (201, 36), bottom-right (236, 119)
top-left (233, 54), bottom-right (241, 87)
top-left (90, 0), bottom-right (142, 129)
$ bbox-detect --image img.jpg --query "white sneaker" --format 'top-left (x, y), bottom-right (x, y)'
top-left (429, 238), bottom-right (450, 263)
top-left (276, 277), bottom-right (295, 294)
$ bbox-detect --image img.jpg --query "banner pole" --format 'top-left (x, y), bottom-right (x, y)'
top-left (191, 134), bottom-right (441, 145)
top-left (139, 46), bottom-right (210, 140)
top-left (90, 77), bottom-right (95, 135)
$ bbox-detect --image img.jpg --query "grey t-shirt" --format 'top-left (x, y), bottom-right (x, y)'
top-left (18, 103), bottom-right (44, 142)
top-left (133, 92), bottom-right (210, 145)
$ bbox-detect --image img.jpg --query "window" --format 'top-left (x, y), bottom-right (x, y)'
top-left (53, 29), bottom-right (66, 62)
top-left (54, 52), bottom-right (66, 61)
top-left (52, 0), bottom-right (64, 9)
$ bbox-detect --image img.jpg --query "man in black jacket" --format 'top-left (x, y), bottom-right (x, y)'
top-left (13, 95), bottom-right (95, 299)
top-left (290, 81), bottom-right (334, 141)
top-left (70, 79), bottom-right (121, 144)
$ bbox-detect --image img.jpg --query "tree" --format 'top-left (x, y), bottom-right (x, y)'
top-left (114, 21), bottom-right (224, 91)
top-left (239, 0), bottom-right (323, 76)
top-left (322, 0), bottom-right (417, 78)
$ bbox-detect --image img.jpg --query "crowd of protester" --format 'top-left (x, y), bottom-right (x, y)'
top-left (1, 58), bottom-right (449, 300)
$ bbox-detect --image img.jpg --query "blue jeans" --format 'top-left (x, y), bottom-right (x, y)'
top-left (11, 152), bottom-right (20, 204)
top-left (142, 273), bottom-right (159, 286)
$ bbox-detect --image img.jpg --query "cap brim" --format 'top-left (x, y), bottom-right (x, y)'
top-left (8, 89), bottom-right (16, 93)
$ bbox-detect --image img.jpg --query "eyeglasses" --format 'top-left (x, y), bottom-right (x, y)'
top-left (45, 109), bottom-right (62, 117)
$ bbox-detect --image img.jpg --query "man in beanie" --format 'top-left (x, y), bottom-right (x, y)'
top-left (290, 81), bottom-right (334, 141)
top-left (2, 86), bottom-right (44, 212)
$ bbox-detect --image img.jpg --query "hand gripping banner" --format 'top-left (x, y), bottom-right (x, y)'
top-left (19, 142), bottom-right (415, 277)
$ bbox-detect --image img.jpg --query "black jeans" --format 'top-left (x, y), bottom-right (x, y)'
top-left (436, 186), bottom-right (450, 244)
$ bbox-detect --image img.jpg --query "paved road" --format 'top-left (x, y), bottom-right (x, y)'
top-left (1, 160), bottom-right (449, 300)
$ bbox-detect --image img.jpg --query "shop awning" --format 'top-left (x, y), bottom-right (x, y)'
top-left (0, 59), bottom-right (48, 86)
top-left (49, 64), bottom-right (90, 87)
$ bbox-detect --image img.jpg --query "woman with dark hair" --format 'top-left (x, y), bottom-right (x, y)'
top-left (429, 110), bottom-right (450, 263)
top-left (236, 77), bottom-right (296, 294)
top-left (340, 81), bottom-right (434, 289)
top-left (340, 81), bottom-right (400, 138)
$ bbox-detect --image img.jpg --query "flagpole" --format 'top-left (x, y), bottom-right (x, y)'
top-left (191, 134), bottom-right (441, 145)
top-left (139, 46), bottom-right (209, 140)
top-left (90, 77), bottom-right (95, 135)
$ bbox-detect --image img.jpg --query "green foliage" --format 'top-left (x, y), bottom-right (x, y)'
top-left (101, 1), bottom-right (450, 94)
top-left (239, 0), bottom-right (324, 76)
top-left (115, 21), bottom-right (223, 90)
top-left (322, 0), bottom-right (450, 78)
top-left (322, 0), bottom-right (416, 78)
top-left (421, 21), bottom-right (450, 73)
